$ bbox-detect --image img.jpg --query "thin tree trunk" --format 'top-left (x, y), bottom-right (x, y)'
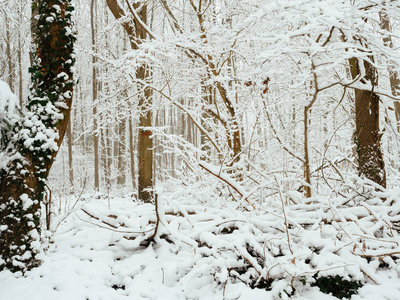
top-left (117, 114), bottom-right (126, 185)
top-left (200, 84), bottom-right (212, 161)
top-left (67, 117), bottom-right (74, 188)
top-left (5, 16), bottom-right (13, 90)
top-left (303, 62), bottom-right (319, 198)
top-left (18, 16), bottom-right (23, 108)
top-left (106, 125), bottom-right (113, 189)
top-left (380, 12), bottom-right (400, 130)
top-left (303, 107), bottom-right (312, 198)
top-left (91, 0), bottom-right (100, 190)
top-left (129, 113), bottom-right (136, 190)
top-left (102, 124), bottom-right (111, 190)
top-left (106, 0), bottom-right (153, 201)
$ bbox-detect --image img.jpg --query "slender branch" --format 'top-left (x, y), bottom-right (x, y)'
top-left (264, 103), bottom-right (305, 164)
top-left (81, 208), bottom-right (119, 229)
top-left (148, 82), bottom-right (222, 153)
top-left (125, 0), bottom-right (157, 40)
top-left (159, 0), bottom-right (183, 34)
top-left (199, 162), bottom-right (244, 197)
top-left (275, 177), bottom-right (293, 255)
top-left (149, 194), bottom-right (161, 241)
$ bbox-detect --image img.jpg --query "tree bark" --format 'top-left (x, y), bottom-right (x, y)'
top-left (380, 12), bottom-right (400, 131)
top-left (117, 111), bottom-right (126, 186)
top-left (0, 0), bottom-right (76, 272)
top-left (349, 56), bottom-right (386, 187)
top-left (106, 0), bottom-right (153, 202)
top-left (18, 8), bottom-right (23, 109)
top-left (129, 113), bottom-right (136, 190)
top-left (91, 0), bottom-right (100, 190)
top-left (5, 15), bottom-right (13, 90)
top-left (67, 117), bottom-right (74, 188)
top-left (137, 64), bottom-right (153, 202)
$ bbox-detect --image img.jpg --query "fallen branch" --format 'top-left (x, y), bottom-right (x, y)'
top-left (76, 215), bottom-right (154, 234)
top-left (81, 208), bottom-right (120, 229)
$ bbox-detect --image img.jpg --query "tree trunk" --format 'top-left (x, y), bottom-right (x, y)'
top-left (303, 106), bottom-right (312, 198)
top-left (67, 117), bottom-right (74, 188)
top-left (138, 65), bottom-right (153, 202)
top-left (200, 84), bottom-right (212, 161)
top-left (129, 113), bottom-right (136, 190)
top-left (106, 0), bottom-right (153, 202)
top-left (380, 12), bottom-right (400, 131)
top-left (5, 15), bottom-right (13, 90)
top-left (18, 13), bottom-right (23, 109)
top-left (91, 0), bottom-right (100, 190)
top-left (349, 56), bottom-right (386, 187)
top-left (0, 0), bottom-right (76, 272)
top-left (102, 124), bottom-right (112, 190)
top-left (117, 112), bottom-right (126, 186)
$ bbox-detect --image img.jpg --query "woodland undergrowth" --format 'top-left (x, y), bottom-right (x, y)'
top-left (69, 174), bottom-right (400, 299)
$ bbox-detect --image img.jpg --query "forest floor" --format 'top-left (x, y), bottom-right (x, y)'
top-left (0, 186), bottom-right (400, 300)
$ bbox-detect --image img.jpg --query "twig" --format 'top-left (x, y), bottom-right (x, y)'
top-left (76, 215), bottom-right (154, 234)
top-left (53, 179), bottom-right (90, 232)
top-left (200, 163), bottom-right (243, 197)
top-left (234, 245), bottom-right (262, 275)
top-left (361, 269), bottom-right (379, 285)
top-left (264, 105), bottom-right (305, 164)
top-left (275, 177), bottom-right (293, 255)
top-left (81, 208), bottom-right (119, 229)
top-left (149, 194), bottom-right (161, 241)
top-left (361, 203), bottom-right (395, 237)
top-left (44, 183), bottom-right (52, 230)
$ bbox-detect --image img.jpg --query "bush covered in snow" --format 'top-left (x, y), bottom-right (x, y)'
top-left (0, 81), bottom-right (20, 171)
top-left (0, 80), bottom-right (19, 153)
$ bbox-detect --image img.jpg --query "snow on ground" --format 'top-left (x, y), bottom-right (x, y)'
top-left (0, 187), bottom-right (400, 300)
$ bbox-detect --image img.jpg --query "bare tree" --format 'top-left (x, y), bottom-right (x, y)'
top-left (106, 0), bottom-right (153, 201)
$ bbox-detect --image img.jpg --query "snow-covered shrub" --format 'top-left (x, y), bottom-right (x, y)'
top-left (0, 81), bottom-right (19, 153)
top-left (145, 176), bottom-right (400, 299)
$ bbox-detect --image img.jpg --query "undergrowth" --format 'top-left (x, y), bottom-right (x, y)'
top-left (66, 175), bottom-right (400, 299)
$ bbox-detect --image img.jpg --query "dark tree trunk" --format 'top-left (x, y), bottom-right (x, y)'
top-left (349, 57), bottom-right (386, 187)
top-left (0, 0), bottom-right (76, 272)
top-left (138, 65), bottom-right (153, 202)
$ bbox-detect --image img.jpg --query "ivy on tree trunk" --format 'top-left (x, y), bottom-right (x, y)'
top-left (0, 0), bottom-right (76, 273)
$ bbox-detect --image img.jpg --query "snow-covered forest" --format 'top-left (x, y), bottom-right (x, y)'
top-left (1, 0), bottom-right (400, 299)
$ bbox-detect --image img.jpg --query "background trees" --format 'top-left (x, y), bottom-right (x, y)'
top-left (1, 0), bottom-right (400, 275)
top-left (43, 0), bottom-right (400, 201)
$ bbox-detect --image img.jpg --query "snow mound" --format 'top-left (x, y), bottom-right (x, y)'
top-left (0, 80), bottom-right (19, 121)
top-left (0, 80), bottom-right (20, 170)
top-left (0, 80), bottom-right (19, 148)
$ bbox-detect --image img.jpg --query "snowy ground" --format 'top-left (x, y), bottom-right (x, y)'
top-left (0, 189), bottom-right (400, 300)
